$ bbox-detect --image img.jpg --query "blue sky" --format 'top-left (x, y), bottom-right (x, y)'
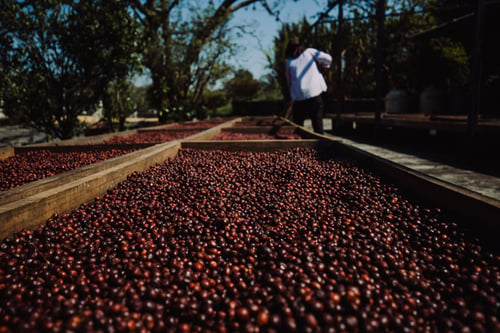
top-left (229, 1), bottom-right (329, 79)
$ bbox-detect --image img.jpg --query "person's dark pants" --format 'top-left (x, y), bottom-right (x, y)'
top-left (292, 94), bottom-right (324, 134)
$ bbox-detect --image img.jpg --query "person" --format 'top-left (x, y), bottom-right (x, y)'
top-left (285, 40), bottom-right (332, 134)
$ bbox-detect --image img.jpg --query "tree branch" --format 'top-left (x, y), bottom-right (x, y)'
top-left (130, 0), bottom-right (154, 20)
top-left (228, 0), bottom-right (261, 13)
top-left (168, 0), bottom-right (180, 13)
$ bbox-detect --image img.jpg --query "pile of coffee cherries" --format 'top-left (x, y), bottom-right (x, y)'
top-left (212, 132), bottom-right (302, 140)
top-left (233, 120), bottom-right (288, 127)
top-left (101, 131), bottom-right (200, 145)
top-left (0, 149), bottom-right (136, 192)
top-left (0, 148), bottom-right (498, 332)
top-left (167, 121), bottom-right (222, 130)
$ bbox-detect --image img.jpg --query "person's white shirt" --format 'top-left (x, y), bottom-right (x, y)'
top-left (286, 48), bottom-right (332, 102)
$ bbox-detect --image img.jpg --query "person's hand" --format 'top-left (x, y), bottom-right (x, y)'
top-left (317, 62), bottom-right (329, 75)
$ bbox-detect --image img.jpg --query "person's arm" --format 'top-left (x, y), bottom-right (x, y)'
top-left (312, 49), bottom-right (332, 69)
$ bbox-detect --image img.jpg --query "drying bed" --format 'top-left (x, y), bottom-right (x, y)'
top-left (100, 131), bottom-right (201, 145)
top-left (212, 132), bottom-right (302, 140)
top-left (0, 149), bottom-right (137, 192)
top-left (0, 148), bottom-right (498, 332)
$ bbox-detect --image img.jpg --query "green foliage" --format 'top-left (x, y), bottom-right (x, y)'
top-left (204, 89), bottom-right (229, 116)
top-left (383, 1), bottom-right (430, 93)
top-left (256, 73), bottom-right (283, 101)
top-left (224, 69), bottom-right (261, 102)
top-left (103, 79), bottom-right (146, 132)
top-left (426, 37), bottom-right (470, 91)
top-left (214, 103), bottom-right (233, 117)
top-left (0, 0), bottom-right (141, 139)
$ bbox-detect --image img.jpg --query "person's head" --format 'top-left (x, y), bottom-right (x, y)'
top-left (286, 40), bottom-right (304, 59)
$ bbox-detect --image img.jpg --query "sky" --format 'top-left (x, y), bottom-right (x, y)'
top-left (228, 1), bottom-right (330, 79)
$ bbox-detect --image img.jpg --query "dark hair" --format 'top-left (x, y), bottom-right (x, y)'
top-left (286, 40), bottom-right (305, 59)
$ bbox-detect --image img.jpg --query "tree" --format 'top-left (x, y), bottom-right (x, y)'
top-left (257, 73), bottom-right (282, 100)
top-left (185, 21), bottom-right (238, 120)
top-left (225, 69), bottom-right (261, 101)
top-left (103, 79), bottom-right (146, 132)
top-left (0, 1), bottom-right (141, 139)
top-left (420, 0), bottom-right (483, 92)
top-left (343, 0), bottom-right (473, 96)
top-left (129, 0), bottom-right (290, 122)
top-left (204, 89), bottom-right (229, 117)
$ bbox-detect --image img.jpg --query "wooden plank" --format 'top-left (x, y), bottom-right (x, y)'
top-left (137, 119), bottom-right (238, 132)
top-left (0, 142), bottom-right (181, 240)
top-left (325, 112), bottom-right (500, 136)
top-left (14, 143), bottom-right (153, 153)
top-left (28, 129), bottom-right (140, 146)
top-left (137, 128), bottom-right (210, 133)
top-left (182, 118), bottom-right (242, 141)
top-left (477, 123), bottom-right (500, 136)
top-left (381, 118), bottom-right (468, 133)
top-left (136, 123), bottom-right (179, 132)
top-left (277, 118), bottom-right (340, 141)
top-left (221, 126), bottom-right (296, 134)
top-left (0, 148), bottom-right (14, 160)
